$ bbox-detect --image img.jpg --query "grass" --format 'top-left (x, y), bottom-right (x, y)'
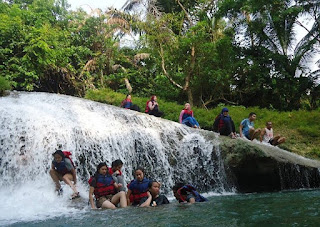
top-left (85, 88), bottom-right (320, 160)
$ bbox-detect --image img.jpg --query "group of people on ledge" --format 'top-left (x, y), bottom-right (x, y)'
top-left (213, 109), bottom-right (286, 146)
top-left (50, 151), bottom-right (207, 208)
top-left (120, 95), bottom-right (164, 117)
top-left (121, 94), bottom-right (199, 128)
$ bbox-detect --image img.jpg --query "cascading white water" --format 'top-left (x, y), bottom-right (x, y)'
top-left (0, 91), bottom-right (232, 225)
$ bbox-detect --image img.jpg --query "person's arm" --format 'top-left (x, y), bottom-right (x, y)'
top-left (126, 189), bottom-right (132, 206)
top-left (239, 124), bottom-right (244, 137)
top-left (89, 186), bottom-right (96, 209)
top-left (179, 110), bottom-right (184, 123)
top-left (260, 128), bottom-right (266, 142)
top-left (112, 171), bottom-right (119, 183)
top-left (148, 101), bottom-right (155, 110)
top-left (139, 191), bottom-right (152, 207)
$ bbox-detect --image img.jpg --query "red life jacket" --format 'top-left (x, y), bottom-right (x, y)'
top-left (88, 174), bottom-right (116, 199)
top-left (182, 109), bottom-right (193, 120)
top-left (127, 179), bottom-right (149, 203)
top-left (145, 100), bottom-right (151, 113)
top-left (108, 167), bottom-right (122, 176)
top-left (62, 151), bottom-right (76, 168)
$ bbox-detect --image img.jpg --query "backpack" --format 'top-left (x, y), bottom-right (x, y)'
top-left (62, 151), bottom-right (76, 168)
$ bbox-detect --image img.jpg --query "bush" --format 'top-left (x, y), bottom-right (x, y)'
top-left (0, 77), bottom-right (11, 96)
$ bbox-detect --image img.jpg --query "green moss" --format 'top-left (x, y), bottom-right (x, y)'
top-left (0, 77), bottom-right (11, 96)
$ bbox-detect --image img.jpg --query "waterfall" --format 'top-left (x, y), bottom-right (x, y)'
top-left (0, 92), bottom-right (233, 224)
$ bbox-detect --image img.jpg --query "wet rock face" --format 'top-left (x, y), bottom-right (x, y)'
top-left (219, 138), bottom-right (320, 193)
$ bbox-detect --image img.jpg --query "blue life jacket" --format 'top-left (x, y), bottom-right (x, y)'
top-left (52, 159), bottom-right (71, 175)
top-left (178, 184), bottom-right (208, 202)
top-left (128, 178), bottom-right (150, 203)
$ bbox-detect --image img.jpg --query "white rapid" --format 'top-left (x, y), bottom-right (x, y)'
top-left (0, 92), bottom-right (232, 225)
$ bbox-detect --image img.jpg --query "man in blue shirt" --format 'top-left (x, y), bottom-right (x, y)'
top-left (239, 112), bottom-right (261, 140)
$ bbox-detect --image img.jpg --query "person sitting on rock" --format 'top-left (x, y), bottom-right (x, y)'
top-left (88, 162), bottom-right (127, 209)
top-left (260, 121), bottom-right (286, 146)
top-left (213, 107), bottom-right (236, 138)
top-left (179, 103), bottom-right (200, 128)
top-left (145, 95), bottom-right (164, 117)
top-left (239, 112), bottom-right (261, 141)
top-left (120, 94), bottom-right (140, 112)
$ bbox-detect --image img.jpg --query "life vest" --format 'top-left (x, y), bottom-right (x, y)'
top-left (182, 109), bottom-right (193, 120)
top-left (108, 167), bottom-right (122, 176)
top-left (177, 184), bottom-right (208, 203)
top-left (128, 178), bottom-right (149, 203)
top-left (62, 151), bottom-right (76, 168)
top-left (121, 99), bottom-right (132, 109)
top-left (52, 159), bottom-right (72, 175)
top-left (214, 114), bottom-right (232, 132)
top-left (145, 100), bottom-right (151, 113)
top-left (216, 114), bottom-right (225, 131)
top-left (88, 174), bottom-right (116, 199)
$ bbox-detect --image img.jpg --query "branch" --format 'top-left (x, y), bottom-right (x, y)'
top-left (159, 44), bottom-right (183, 89)
top-left (176, 0), bottom-right (193, 26)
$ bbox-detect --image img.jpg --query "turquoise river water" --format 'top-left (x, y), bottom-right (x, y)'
top-left (7, 189), bottom-right (320, 227)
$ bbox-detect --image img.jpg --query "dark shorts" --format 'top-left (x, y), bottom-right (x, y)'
top-left (269, 139), bottom-right (274, 145)
top-left (96, 195), bottom-right (114, 208)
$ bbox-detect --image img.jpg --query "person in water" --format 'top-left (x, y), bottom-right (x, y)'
top-left (213, 107), bottom-right (236, 138)
top-left (140, 180), bottom-right (170, 207)
top-left (109, 159), bottom-right (126, 192)
top-left (239, 112), bottom-right (261, 140)
top-left (260, 121), bottom-right (286, 146)
top-left (88, 162), bottom-right (127, 209)
top-left (145, 95), bottom-right (164, 117)
top-left (50, 150), bottom-right (79, 199)
top-left (179, 103), bottom-right (200, 128)
top-left (172, 183), bottom-right (207, 203)
top-left (120, 94), bottom-right (140, 112)
top-left (126, 167), bottom-right (151, 206)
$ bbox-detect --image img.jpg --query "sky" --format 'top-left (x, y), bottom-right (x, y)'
top-left (67, 0), bottom-right (128, 12)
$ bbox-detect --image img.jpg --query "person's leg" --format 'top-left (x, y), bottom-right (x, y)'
top-left (249, 128), bottom-right (255, 140)
top-left (49, 169), bottom-right (62, 191)
top-left (278, 137), bottom-right (286, 145)
top-left (250, 128), bottom-right (261, 140)
top-left (101, 199), bottom-right (116, 209)
top-left (111, 191), bottom-right (127, 208)
top-left (62, 173), bottom-right (78, 195)
top-left (182, 117), bottom-right (193, 127)
top-left (190, 117), bottom-right (200, 128)
top-left (273, 136), bottom-right (286, 145)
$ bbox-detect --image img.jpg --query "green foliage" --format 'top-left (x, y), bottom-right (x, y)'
top-left (0, 76), bottom-right (12, 95)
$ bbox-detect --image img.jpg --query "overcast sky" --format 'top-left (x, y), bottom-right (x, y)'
top-left (67, 0), bottom-right (127, 12)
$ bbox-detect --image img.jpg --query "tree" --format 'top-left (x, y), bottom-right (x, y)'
top-left (218, 0), bottom-right (320, 110)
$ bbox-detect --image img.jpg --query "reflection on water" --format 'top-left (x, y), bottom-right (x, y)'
top-left (7, 190), bottom-right (320, 227)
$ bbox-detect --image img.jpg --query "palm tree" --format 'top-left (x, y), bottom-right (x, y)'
top-left (218, 0), bottom-right (320, 109)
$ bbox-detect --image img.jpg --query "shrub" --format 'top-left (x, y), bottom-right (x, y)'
top-left (0, 77), bottom-right (11, 96)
